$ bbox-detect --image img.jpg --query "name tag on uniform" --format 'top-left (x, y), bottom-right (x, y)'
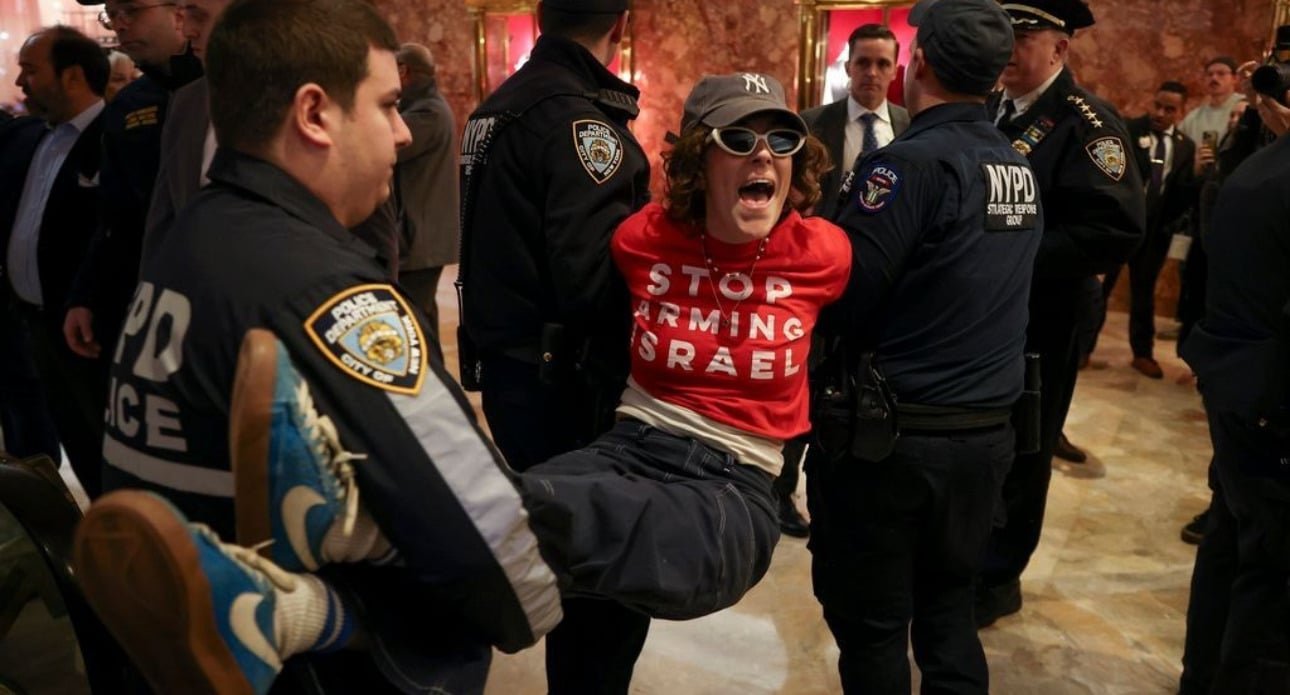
top-left (981, 163), bottom-right (1038, 232)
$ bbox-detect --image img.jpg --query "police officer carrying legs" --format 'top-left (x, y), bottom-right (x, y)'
top-left (805, 0), bottom-right (1039, 691)
top-left (457, 1), bottom-right (651, 692)
top-left (976, 0), bottom-right (1146, 627)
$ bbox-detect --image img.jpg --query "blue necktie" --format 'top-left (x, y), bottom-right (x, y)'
top-left (859, 112), bottom-right (879, 158)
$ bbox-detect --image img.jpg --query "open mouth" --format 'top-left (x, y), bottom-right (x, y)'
top-left (738, 179), bottom-right (776, 207)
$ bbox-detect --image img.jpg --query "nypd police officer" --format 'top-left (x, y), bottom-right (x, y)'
top-left (805, 0), bottom-right (1039, 691)
top-left (977, 0), bottom-right (1147, 627)
top-left (457, 1), bottom-right (650, 692)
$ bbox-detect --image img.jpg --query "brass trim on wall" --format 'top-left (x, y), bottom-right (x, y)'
top-left (465, 0), bottom-right (537, 101)
top-left (1275, 0), bottom-right (1290, 44)
top-left (465, 0), bottom-right (635, 102)
top-left (794, 0), bottom-right (912, 111)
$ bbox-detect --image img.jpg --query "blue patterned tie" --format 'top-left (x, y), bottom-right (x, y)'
top-left (859, 112), bottom-right (879, 158)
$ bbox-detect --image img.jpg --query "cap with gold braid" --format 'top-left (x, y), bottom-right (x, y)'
top-left (1000, 0), bottom-right (1094, 33)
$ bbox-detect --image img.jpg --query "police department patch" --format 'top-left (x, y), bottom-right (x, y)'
top-left (573, 119), bottom-right (623, 184)
top-left (1085, 136), bottom-right (1127, 181)
top-left (857, 164), bottom-right (900, 213)
top-left (305, 284), bottom-right (426, 395)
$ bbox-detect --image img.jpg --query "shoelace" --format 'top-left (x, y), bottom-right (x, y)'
top-left (292, 380), bottom-right (366, 537)
top-left (191, 523), bottom-right (299, 593)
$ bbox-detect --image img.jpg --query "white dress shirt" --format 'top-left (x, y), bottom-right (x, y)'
top-left (6, 99), bottom-right (104, 305)
top-left (998, 69), bottom-right (1063, 123)
top-left (1142, 124), bottom-right (1177, 191)
top-left (844, 97), bottom-right (895, 170)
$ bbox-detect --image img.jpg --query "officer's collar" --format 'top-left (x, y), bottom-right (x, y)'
top-left (902, 101), bottom-right (992, 139)
top-left (205, 148), bottom-right (376, 258)
top-left (530, 35), bottom-right (639, 99)
top-left (137, 48), bottom-right (204, 93)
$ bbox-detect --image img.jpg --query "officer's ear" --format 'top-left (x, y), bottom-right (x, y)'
top-left (608, 11), bottom-right (629, 46)
top-left (289, 82), bottom-right (336, 149)
top-left (1052, 34), bottom-right (1071, 63)
top-left (909, 46), bottom-right (928, 80)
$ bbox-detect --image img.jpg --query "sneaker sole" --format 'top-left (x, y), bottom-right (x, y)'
top-left (231, 328), bottom-right (276, 553)
top-left (73, 491), bottom-right (254, 695)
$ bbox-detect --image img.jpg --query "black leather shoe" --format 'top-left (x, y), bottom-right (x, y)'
top-left (1054, 433), bottom-right (1088, 463)
top-left (1181, 509), bottom-right (1209, 545)
top-left (777, 492), bottom-right (809, 538)
top-left (975, 579), bottom-right (1022, 629)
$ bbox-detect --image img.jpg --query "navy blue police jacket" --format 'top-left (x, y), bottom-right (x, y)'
top-left (831, 102), bottom-right (1043, 408)
top-left (988, 68), bottom-right (1145, 286)
top-left (101, 148), bottom-right (559, 652)
top-left (459, 35), bottom-right (650, 364)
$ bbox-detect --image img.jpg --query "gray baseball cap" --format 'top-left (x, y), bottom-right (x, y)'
top-left (681, 73), bottom-right (807, 134)
top-left (909, 0), bottom-right (1014, 96)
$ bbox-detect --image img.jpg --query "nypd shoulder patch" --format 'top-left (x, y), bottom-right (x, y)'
top-left (572, 119), bottom-right (624, 184)
top-left (857, 163), bottom-right (901, 214)
top-left (304, 284), bottom-right (427, 395)
top-left (1085, 136), bottom-right (1127, 182)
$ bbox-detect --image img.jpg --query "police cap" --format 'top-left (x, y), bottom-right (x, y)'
top-left (681, 73), bottom-right (808, 134)
top-left (909, 0), bottom-right (1014, 96)
top-left (1000, 0), bottom-right (1095, 33)
top-left (542, 0), bottom-right (630, 12)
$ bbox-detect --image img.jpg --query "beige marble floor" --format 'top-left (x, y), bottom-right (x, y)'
top-left (455, 267), bottom-right (1212, 693)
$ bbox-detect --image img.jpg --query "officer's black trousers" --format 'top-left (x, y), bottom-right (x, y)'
top-left (18, 304), bottom-right (108, 498)
top-left (0, 301), bottom-right (59, 461)
top-left (806, 424), bottom-right (1014, 694)
top-left (480, 353), bottom-right (645, 692)
top-left (1179, 409), bottom-right (1290, 694)
top-left (982, 285), bottom-right (1084, 590)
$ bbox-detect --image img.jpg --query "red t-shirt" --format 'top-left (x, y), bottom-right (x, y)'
top-left (611, 202), bottom-right (852, 441)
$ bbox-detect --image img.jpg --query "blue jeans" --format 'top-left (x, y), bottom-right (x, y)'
top-left (520, 419), bottom-right (780, 619)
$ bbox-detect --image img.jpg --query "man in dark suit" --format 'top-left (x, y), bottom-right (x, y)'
top-left (392, 42), bottom-right (458, 354)
top-left (801, 23), bottom-right (911, 220)
top-left (1095, 82), bottom-right (1198, 378)
top-left (1, 27), bottom-right (110, 493)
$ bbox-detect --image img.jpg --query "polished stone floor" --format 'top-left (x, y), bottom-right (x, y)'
top-left (432, 269), bottom-right (1211, 694)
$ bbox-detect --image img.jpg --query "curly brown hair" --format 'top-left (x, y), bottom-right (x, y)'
top-left (661, 125), bottom-right (833, 229)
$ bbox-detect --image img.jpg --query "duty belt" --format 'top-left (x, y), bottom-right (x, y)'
top-left (897, 403), bottom-right (1014, 432)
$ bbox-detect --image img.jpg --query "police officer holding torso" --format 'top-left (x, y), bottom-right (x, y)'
top-left (976, 0), bottom-right (1146, 628)
top-left (458, 0), bottom-right (648, 470)
top-left (457, 1), bottom-right (651, 692)
top-left (805, 1), bottom-right (1040, 691)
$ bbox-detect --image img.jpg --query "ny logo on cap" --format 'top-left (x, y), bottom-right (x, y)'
top-left (741, 73), bottom-right (770, 94)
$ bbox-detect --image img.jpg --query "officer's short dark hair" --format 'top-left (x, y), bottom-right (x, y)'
top-left (662, 126), bottom-right (831, 227)
top-left (1205, 56), bottom-right (1237, 73)
top-left (45, 26), bottom-right (109, 97)
top-left (538, 7), bottom-right (622, 43)
top-left (848, 23), bottom-right (900, 63)
top-left (1158, 81), bottom-right (1188, 99)
top-left (206, 0), bottom-right (399, 153)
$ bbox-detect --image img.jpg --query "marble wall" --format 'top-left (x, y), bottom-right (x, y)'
top-left (374, 0), bottom-right (1275, 184)
top-left (372, 0), bottom-right (1278, 315)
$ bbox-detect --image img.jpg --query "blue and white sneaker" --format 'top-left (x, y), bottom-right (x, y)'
top-left (74, 490), bottom-right (290, 695)
top-left (232, 329), bottom-right (365, 572)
